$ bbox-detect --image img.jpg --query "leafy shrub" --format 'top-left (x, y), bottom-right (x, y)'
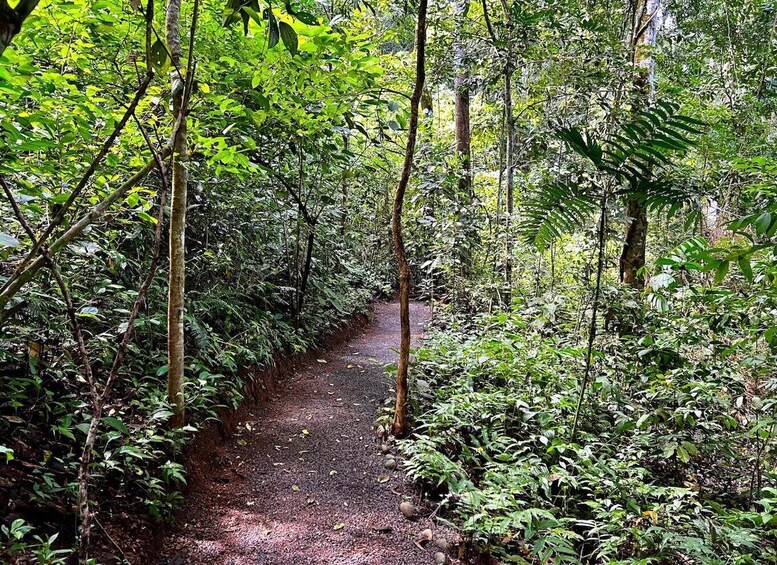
top-left (403, 287), bottom-right (777, 563)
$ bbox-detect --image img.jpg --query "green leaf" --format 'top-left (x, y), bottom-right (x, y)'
top-left (738, 256), bottom-right (753, 282)
top-left (0, 232), bottom-right (20, 248)
top-left (242, 6), bottom-right (263, 25)
top-left (103, 417), bottom-right (129, 435)
top-left (681, 441), bottom-right (699, 456)
top-left (278, 22), bottom-right (298, 56)
top-left (151, 40), bottom-right (169, 73)
top-left (267, 14), bottom-right (280, 48)
top-left (755, 212), bottom-right (772, 236)
top-left (77, 305), bottom-right (100, 318)
top-left (714, 260), bottom-right (730, 283)
top-left (137, 210), bottom-right (158, 224)
top-left (295, 11), bottom-right (318, 25)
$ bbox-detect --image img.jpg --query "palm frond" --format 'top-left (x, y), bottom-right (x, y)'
top-left (519, 183), bottom-right (599, 251)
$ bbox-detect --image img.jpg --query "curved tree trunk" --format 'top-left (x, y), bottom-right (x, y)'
top-left (166, 0), bottom-right (188, 428)
top-left (391, 0), bottom-right (427, 438)
top-left (620, 0), bottom-right (661, 289)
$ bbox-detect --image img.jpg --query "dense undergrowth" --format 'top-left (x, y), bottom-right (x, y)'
top-left (0, 173), bottom-right (391, 561)
top-left (403, 272), bottom-right (777, 564)
top-left (1, 268), bottom-right (384, 562)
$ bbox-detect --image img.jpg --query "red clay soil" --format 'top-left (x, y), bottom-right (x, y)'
top-left (155, 301), bottom-right (459, 565)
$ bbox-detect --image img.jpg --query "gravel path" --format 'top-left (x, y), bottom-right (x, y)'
top-left (157, 301), bottom-right (456, 565)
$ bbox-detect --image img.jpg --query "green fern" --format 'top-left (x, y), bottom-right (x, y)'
top-left (520, 101), bottom-right (705, 250)
top-left (519, 183), bottom-right (598, 251)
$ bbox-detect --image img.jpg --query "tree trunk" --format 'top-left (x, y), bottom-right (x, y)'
top-left (620, 0), bottom-right (660, 289)
top-left (391, 0), bottom-right (427, 438)
top-left (619, 198), bottom-right (648, 286)
top-left (0, 0), bottom-right (38, 57)
top-left (166, 0), bottom-right (188, 428)
top-left (503, 63), bottom-right (514, 305)
top-left (295, 228), bottom-right (315, 324)
top-left (453, 0), bottom-right (472, 276)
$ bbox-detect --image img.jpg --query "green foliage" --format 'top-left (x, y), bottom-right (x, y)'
top-left (404, 288), bottom-right (777, 563)
top-left (0, 0), bottom-right (395, 555)
top-left (1, 519), bottom-right (72, 563)
top-left (521, 102), bottom-right (704, 251)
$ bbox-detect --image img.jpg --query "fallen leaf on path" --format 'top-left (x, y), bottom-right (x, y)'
top-left (333, 523), bottom-right (345, 530)
top-left (317, 359), bottom-right (327, 363)
top-left (291, 484), bottom-right (300, 491)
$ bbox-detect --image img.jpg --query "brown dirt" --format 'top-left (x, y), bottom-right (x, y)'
top-left (155, 300), bottom-right (459, 565)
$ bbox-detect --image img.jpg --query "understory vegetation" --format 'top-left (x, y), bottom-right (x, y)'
top-left (2, 0), bottom-right (777, 561)
top-left (404, 278), bottom-right (777, 563)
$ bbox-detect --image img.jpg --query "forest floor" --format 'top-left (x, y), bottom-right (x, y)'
top-left (155, 301), bottom-right (458, 565)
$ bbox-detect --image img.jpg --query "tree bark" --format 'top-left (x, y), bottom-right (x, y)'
top-left (166, 0), bottom-right (188, 428)
top-left (453, 0), bottom-right (472, 275)
top-left (391, 0), bottom-right (427, 438)
top-left (619, 0), bottom-right (660, 289)
top-left (0, 0), bottom-right (38, 57)
top-left (503, 63), bottom-right (514, 305)
top-left (295, 228), bottom-right (315, 323)
top-left (620, 198), bottom-right (648, 286)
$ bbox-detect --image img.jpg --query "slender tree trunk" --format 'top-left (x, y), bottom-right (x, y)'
top-left (503, 62), bottom-right (515, 305)
top-left (295, 228), bottom-right (315, 323)
top-left (453, 0), bottom-right (472, 276)
top-left (620, 198), bottom-right (648, 286)
top-left (620, 0), bottom-right (660, 289)
top-left (480, 0), bottom-right (513, 303)
top-left (391, 0), bottom-right (427, 438)
top-left (166, 0), bottom-right (188, 428)
top-left (571, 184), bottom-right (609, 440)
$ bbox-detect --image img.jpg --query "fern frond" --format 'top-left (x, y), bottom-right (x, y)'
top-left (519, 183), bottom-right (599, 251)
top-left (186, 314), bottom-right (215, 352)
top-left (619, 178), bottom-right (701, 219)
top-left (601, 102), bottom-right (704, 183)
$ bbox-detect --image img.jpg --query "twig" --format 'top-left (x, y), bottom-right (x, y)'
top-left (1, 72), bottom-right (154, 294)
top-left (571, 183), bottom-right (609, 440)
top-left (93, 517), bottom-right (130, 565)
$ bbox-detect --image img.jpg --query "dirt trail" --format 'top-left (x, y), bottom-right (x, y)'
top-left (157, 301), bottom-right (455, 565)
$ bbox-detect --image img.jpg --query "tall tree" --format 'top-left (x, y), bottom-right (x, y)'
top-left (453, 0), bottom-right (472, 275)
top-left (166, 0), bottom-right (194, 428)
top-left (391, 0), bottom-right (428, 437)
top-left (482, 0), bottom-right (515, 304)
top-left (619, 0), bottom-right (661, 288)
